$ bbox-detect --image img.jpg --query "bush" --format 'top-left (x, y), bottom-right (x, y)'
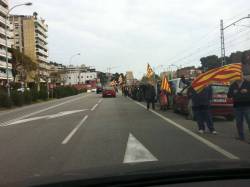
top-left (24, 90), bottom-right (32, 104)
top-left (53, 86), bottom-right (80, 99)
top-left (39, 89), bottom-right (48, 101)
top-left (30, 89), bottom-right (39, 102)
top-left (11, 91), bottom-right (24, 106)
top-left (0, 91), bottom-right (12, 108)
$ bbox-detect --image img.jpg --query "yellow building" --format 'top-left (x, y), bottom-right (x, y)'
top-left (10, 12), bottom-right (49, 82)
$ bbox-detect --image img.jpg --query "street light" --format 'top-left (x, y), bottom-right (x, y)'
top-left (220, 14), bottom-right (250, 66)
top-left (69, 53), bottom-right (81, 65)
top-left (5, 2), bottom-right (32, 97)
top-left (68, 53), bottom-right (81, 84)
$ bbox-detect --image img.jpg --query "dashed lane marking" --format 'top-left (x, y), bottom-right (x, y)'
top-left (62, 115), bottom-right (88, 144)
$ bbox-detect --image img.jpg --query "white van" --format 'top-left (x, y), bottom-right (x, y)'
top-left (169, 78), bottom-right (189, 95)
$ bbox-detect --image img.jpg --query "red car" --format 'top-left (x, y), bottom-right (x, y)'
top-left (173, 84), bottom-right (234, 120)
top-left (102, 86), bottom-right (116, 98)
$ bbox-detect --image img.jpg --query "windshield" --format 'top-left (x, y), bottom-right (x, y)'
top-left (212, 85), bottom-right (229, 94)
top-left (0, 0), bottom-right (250, 186)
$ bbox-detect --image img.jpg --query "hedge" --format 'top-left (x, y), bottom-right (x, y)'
top-left (0, 86), bottom-right (85, 108)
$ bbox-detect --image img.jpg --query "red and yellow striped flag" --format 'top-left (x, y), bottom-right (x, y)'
top-left (192, 63), bottom-right (242, 92)
top-left (146, 63), bottom-right (154, 78)
top-left (161, 75), bottom-right (171, 93)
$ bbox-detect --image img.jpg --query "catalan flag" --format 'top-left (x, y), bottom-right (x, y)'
top-left (146, 63), bottom-right (154, 78)
top-left (192, 63), bottom-right (242, 92)
top-left (118, 75), bottom-right (123, 85)
top-left (161, 75), bottom-right (171, 93)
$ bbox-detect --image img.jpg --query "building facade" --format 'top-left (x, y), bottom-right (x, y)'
top-left (0, 0), bottom-right (13, 85)
top-left (176, 66), bottom-right (202, 79)
top-left (9, 12), bottom-right (49, 82)
top-left (62, 65), bottom-right (97, 85)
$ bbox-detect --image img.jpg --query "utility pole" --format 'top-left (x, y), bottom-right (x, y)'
top-left (220, 20), bottom-right (226, 66)
top-left (220, 15), bottom-right (250, 67)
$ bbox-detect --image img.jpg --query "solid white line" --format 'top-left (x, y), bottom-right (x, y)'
top-left (62, 115), bottom-right (88, 144)
top-left (98, 99), bottom-right (103, 103)
top-left (1, 95), bottom-right (88, 126)
top-left (132, 100), bottom-right (239, 160)
top-left (91, 104), bottom-right (98, 111)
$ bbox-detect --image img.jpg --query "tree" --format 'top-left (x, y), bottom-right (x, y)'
top-left (10, 48), bottom-right (37, 82)
top-left (229, 51), bottom-right (242, 64)
top-left (111, 72), bottom-right (120, 82)
top-left (98, 72), bottom-right (108, 85)
top-left (200, 55), bottom-right (221, 71)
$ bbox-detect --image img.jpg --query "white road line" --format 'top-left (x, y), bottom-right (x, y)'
top-left (62, 115), bottom-right (88, 144)
top-left (132, 100), bottom-right (239, 160)
top-left (98, 99), bottom-right (103, 103)
top-left (91, 104), bottom-right (98, 111)
top-left (123, 133), bottom-right (158, 163)
top-left (1, 95), bottom-right (88, 126)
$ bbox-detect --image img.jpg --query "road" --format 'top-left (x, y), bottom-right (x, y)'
top-left (0, 92), bottom-right (250, 185)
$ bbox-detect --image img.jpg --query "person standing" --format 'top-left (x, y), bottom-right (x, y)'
top-left (159, 90), bottom-right (168, 110)
top-left (188, 85), bottom-right (217, 134)
top-left (227, 77), bottom-right (250, 141)
top-left (145, 83), bottom-right (156, 110)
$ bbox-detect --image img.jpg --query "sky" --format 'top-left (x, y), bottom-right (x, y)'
top-left (10, 0), bottom-right (250, 78)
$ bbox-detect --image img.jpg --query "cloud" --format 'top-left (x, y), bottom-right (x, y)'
top-left (11, 0), bottom-right (250, 78)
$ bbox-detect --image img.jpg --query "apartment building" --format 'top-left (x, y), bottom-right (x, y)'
top-left (62, 65), bottom-right (97, 85)
top-left (0, 0), bottom-right (13, 85)
top-left (10, 12), bottom-right (49, 82)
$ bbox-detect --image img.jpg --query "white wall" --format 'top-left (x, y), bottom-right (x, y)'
top-left (63, 72), bottom-right (97, 85)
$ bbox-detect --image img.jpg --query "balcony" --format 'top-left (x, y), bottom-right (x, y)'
top-left (37, 55), bottom-right (49, 63)
top-left (0, 16), bottom-right (10, 27)
top-left (35, 19), bottom-right (48, 32)
top-left (35, 25), bottom-right (47, 37)
top-left (36, 32), bottom-right (47, 43)
top-left (0, 27), bottom-right (13, 38)
top-left (36, 40), bottom-right (48, 50)
top-left (0, 38), bottom-right (12, 48)
top-left (0, 5), bottom-right (8, 15)
top-left (36, 48), bottom-right (48, 57)
top-left (1, 0), bottom-right (8, 7)
top-left (0, 48), bottom-right (11, 59)
top-left (0, 60), bottom-right (12, 68)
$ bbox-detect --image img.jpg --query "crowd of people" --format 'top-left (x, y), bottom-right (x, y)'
top-left (121, 75), bottom-right (250, 142)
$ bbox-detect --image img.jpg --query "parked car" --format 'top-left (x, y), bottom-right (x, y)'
top-left (91, 88), bottom-right (97, 92)
top-left (96, 83), bottom-right (103, 94)
top-left (102, 86), bottom-right (116, 98)
top-left (173, 83), bottom-right (234, 120)
top-left (17, 87), bottom-right (30, 92)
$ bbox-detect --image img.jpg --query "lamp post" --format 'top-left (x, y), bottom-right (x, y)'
top-left (5, 2), bottom-right (32, 97)
top-left (220, 14), bottom-right (250, 66)
top-left (68, 53), bottom-right (80, 84)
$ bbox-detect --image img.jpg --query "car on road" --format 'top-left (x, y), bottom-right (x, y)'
top-left (102, 86), bottom-right (116, 97)
top-left (96, 84), bottom-right (103, 94)
top-left (91, 88), bottom-right (97, 92)
top-left (173, 83), bottom-right (234, 120)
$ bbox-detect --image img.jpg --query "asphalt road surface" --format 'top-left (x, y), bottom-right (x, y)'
top-left (0, 92), bottom-right (250, 185)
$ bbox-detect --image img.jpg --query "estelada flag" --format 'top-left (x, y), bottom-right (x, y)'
top-left (146, 63), bottom-right (154, 78)
top-left (161, 75), bottom-right (171, 93)
top-left (192, 63), bottom-right (242, 92)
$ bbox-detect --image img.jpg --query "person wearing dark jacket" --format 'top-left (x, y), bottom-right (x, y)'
top-left (145, 84), bottom-right (156, 110)
top-left (188, 85), bottom-right (217, 134)
top-left (227, 78), bottom-right (250, 141)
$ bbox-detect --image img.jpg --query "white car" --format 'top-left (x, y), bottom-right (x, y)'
top-left (17, 87), bottom-right (30, 92)
top-left (87, 89), bottom-right (92, 93)
top-left (91, 88), bottom-right (97, 92)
